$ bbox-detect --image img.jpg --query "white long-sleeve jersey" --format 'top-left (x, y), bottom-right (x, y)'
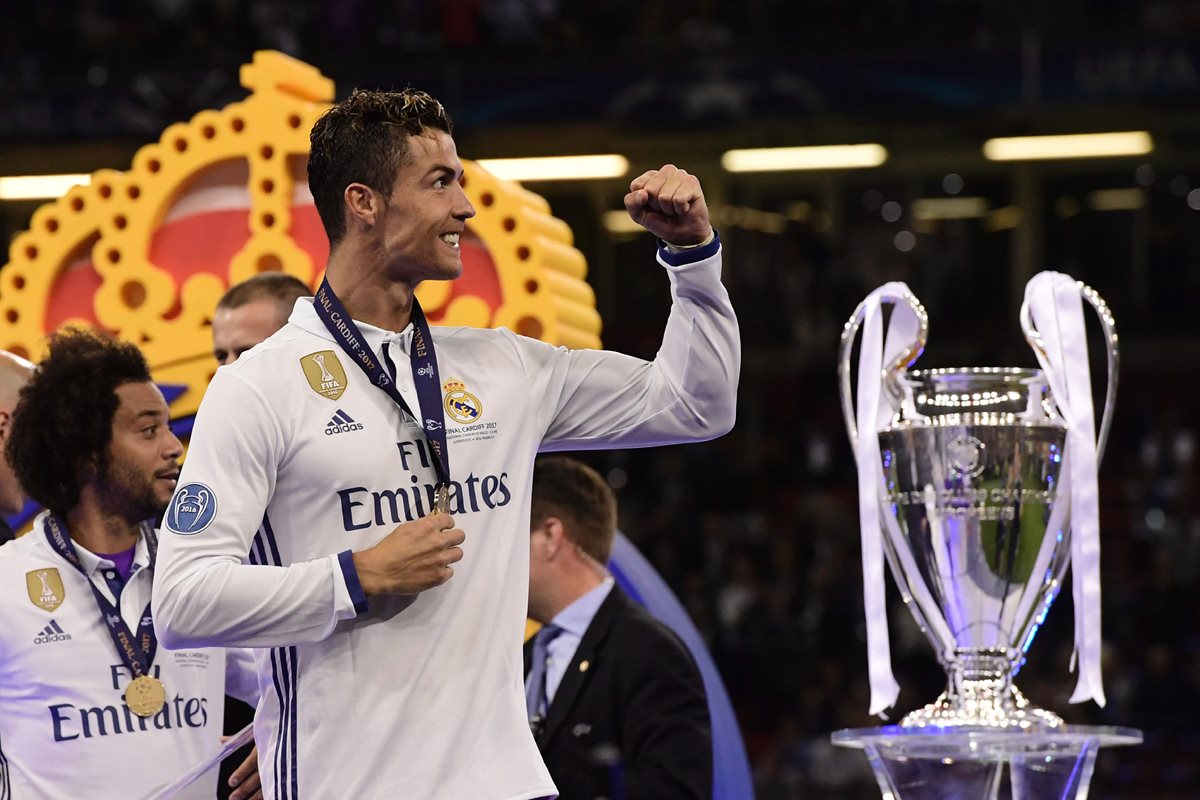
top-left (0, 515), bottom-right (259, 800)
top-left (152, 240), bottom-right (739, 800)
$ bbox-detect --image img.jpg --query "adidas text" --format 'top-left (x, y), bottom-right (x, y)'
top-left (325, 409), bottom-right (364, 436)
top-left (35, 620), bottom-right (72, 644)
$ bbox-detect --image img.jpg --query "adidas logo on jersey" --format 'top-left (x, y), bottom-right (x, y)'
top-left (325, 409), bottom-right (364, 436)
top-left (34, 619), bottom-right (72, 645)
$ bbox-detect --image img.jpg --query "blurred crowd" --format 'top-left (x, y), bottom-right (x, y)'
top-left (5, 0), bottom-right (1200, 137)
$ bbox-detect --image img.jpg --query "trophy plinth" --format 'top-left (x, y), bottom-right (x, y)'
top-left (832, 726), bottom-right (1142, 800)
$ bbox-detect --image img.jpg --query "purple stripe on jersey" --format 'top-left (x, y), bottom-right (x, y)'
top-left (262, 516), bottom-right (284, 567)
top-left (656, 229), bottom-right (722, 267)
top-left (249, 530), bottom-right (267, 566)
top-left (270, 648), bottom-right (288, 800)
top-left (337, 550), bottom-right (369, 615)
top-left (274, 645), bottom-right (299, 799)
top-left (1, 724), bottom-right (10, 800)
top-left (287, 645), bottom-right (299, 798)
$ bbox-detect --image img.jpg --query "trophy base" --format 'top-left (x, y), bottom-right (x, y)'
top-left (832, 725), bottom-right (1142, 800)
top-left (901, 686), bottom-right (1064, 730)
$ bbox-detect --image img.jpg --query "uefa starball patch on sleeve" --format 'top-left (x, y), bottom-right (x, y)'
top-left (167, 483), bottom-right (218, 534)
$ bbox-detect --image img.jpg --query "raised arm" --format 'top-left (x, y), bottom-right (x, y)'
top-left (534, 165), bottom-right (740, 450)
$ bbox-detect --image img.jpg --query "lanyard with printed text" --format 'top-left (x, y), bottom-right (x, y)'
top-left (44, 515), bottom-right (157, 677)
top-left (313, 278), bottom-right (451, 510)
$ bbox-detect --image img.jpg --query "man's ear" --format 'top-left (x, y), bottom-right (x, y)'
top-left (344, 183), bottom-right (380, 230)
top-left (541, 516), bottom-right (567, 560)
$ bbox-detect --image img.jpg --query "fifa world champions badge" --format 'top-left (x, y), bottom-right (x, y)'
top-left (302, 350), bottom-right (349, 400)
top-left (27, 568), bottom-right (66, 612)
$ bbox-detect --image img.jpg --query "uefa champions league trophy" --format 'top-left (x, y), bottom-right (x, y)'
top-left (830, 274), bottom-right (1141, 800)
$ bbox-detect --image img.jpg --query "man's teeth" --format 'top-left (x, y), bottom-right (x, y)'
top-left (440, 233), bottom-right (460, 246)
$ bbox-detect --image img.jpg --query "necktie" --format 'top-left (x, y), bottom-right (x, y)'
top-left (526, 624), bottom-right (563, 727)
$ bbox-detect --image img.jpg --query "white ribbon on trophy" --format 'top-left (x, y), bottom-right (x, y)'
top-left (1020, 272), bottom-right (1106, 707)
top-left (853, 282), bottom-right (920, 715)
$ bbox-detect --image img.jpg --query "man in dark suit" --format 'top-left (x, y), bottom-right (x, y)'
top-left (526, 456), bottom-right (712, 800)
top-left (0, 350), bottom-right (35, 545)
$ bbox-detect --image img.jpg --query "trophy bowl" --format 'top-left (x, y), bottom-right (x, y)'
top-left (879, 367), bottom-right (1070, 728)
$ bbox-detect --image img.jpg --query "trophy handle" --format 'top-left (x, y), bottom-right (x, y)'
top-left (1019, 281), bottom-right (1119, 461)
top-left (838, 287), bottom-right (929, 442)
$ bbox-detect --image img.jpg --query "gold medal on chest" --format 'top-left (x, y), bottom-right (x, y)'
top-left (431, 484), bottom-right (450, 515)
top-left (126, 674), bottom-right (167, 717)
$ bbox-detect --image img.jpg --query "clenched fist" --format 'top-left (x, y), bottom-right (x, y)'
top-left (624, 164), bottom-right (713, 247)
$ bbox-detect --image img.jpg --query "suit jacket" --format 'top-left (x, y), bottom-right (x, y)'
top-left (525, 585), bottom-right (712, 800)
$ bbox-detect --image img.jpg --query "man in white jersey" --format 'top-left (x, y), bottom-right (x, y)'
top-left (153, 87), bottom-right (740, 800)
top-left (0, 329), bottom-right (262, 799)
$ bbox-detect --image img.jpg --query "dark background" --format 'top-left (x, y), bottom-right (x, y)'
top-left (3, 2), bottom-right (1199, 797)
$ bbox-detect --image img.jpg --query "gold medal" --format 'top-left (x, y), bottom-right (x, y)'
top-left (125, 674), bottom-right (167, 718)
top-left (432, 484), bottom-right (450, 515)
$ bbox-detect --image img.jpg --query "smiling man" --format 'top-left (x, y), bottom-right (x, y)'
top-left (154, 87), bottom-right (740, 800)
top-left (0, 328), bottom-right (261, 799)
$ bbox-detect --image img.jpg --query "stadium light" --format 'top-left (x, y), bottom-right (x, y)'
top-left (912, 197), bottom-right (989, 220)
top-left (721, 144), bottom-right (887, 172)
top-left (1087, 188), bottom-right (1145, 212)
top-left (0, 174), bottom-right (92, 201)
top-left (475, 155), bottom-right (629, 182)
top-left (983, 132), bottom-right (1153, 161)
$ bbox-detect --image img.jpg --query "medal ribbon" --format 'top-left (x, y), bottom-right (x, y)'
top-left (313, 278), bottom-right (451, 493)
top-left (1021, 272), bottom-right (1106, 707)
top-left (45, 515), bottom-right (157, 678)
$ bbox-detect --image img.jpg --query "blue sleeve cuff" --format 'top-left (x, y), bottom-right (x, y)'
top-left (657, 229), bottom-right (721, 267)
top-left (337, 550), bottom-right (369, 616)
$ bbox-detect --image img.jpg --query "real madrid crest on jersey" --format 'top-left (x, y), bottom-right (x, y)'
top-left (301, 350), bottom-right (349, 400)
top-left (27, 568), bottom-right (65, 612)
top-left (443, 379), bottom-right (483, 424)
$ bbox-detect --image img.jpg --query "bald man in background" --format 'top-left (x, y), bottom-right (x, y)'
top-left (212, 273), bottom-right (312, 367)
top-left (0, 351), bottom-right (36, 545)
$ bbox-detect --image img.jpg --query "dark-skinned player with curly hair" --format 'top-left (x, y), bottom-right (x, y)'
top-left (0, 328), bottom-right (263, 800)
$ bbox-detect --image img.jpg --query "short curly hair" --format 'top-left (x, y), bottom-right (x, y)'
top-left (308, 87), bottom-right (455, 247)
top-left (5, 328), bottom-right (153, 517)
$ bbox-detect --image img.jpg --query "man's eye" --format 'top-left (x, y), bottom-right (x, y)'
top-left (143, 426), bottom-right (158, 438)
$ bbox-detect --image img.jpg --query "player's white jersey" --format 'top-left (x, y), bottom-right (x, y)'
top-left (153, 242), bottom-right (739, 799)
top-left (0, 515), bottom-right (259, 800)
